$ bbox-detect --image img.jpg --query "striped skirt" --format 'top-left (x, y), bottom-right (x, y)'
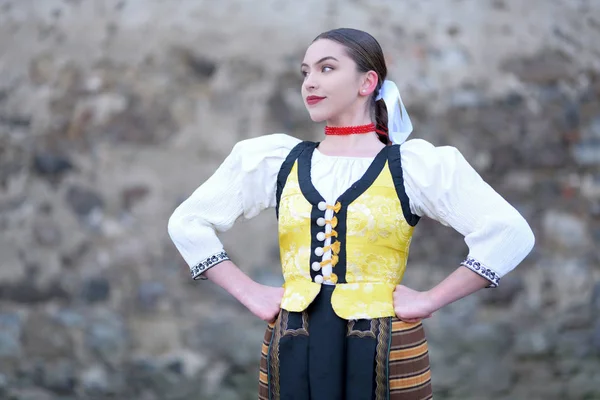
top-left (258, 285), bottom-right (433, 399)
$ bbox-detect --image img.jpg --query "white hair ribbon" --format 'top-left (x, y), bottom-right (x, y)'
top-left (375, 80), bottom-right (413, 144)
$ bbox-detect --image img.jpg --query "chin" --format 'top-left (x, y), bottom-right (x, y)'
top-left (306, 109), bottom-right (331, 123)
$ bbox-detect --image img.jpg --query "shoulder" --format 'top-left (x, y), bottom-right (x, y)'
top-left (400, 138), bottom-right (468, 170)
top-left (232, 133), bottom-right (303, 154)
top-left (401, 138), bottom-right (463, 158)
top-left (399, 138), bottom-right (479, 194)
top-left (229, 134), bottom-right (303, 170)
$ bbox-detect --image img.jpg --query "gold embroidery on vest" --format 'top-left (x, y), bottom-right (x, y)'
top-left (278, 159), bottom-right (415, 320)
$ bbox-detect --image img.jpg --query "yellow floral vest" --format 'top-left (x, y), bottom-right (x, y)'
top-left (276, 142), bottom-right (419, 320)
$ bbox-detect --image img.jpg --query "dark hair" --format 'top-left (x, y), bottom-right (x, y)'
top-left (313, 28), bottom-right (389, 144)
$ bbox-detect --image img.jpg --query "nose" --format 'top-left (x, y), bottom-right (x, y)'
top-left (303, 72), bottom-right (318, 92)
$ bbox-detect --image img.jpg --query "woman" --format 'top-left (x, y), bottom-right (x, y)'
top-left (168, 28), bottom-right (535, 400)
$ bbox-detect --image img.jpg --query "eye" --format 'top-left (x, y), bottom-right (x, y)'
top-left (301, 70), bottom-right (308, 78)
top-left (322, 65), bottom-right (334, 73)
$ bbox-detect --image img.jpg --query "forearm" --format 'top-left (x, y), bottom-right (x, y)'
top-left (427, 266), bottom-right (490, 311)
top-left (204, 260), bottom-right (284, 322)
top-left (204, 260), bottom-right (258, 305)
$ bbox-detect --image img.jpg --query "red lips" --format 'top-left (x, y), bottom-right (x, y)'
top-left (306, 95), bottom-right (326, 105)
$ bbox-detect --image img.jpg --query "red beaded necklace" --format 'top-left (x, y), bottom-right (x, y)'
top-left (325, 123), bottom-right (376, 136)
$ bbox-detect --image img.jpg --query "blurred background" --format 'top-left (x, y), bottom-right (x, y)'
top-left (0, 0), bottom-right (599, 399)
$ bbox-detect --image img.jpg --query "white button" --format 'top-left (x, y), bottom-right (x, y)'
top-left (316, 232), bottom-right (326, 241)
top-left (314, 275), bottom-right (324, 284)
top-left (315, 247), bottom-right (324, 257)
top-left (318, 201), bottom-right (327, 211)
top-left (317, 217), bottom-right (326, 226)
top-left (312, 262), bottom-right (321, 271)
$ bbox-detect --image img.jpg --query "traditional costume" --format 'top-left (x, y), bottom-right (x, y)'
top-left (168, 81), bottom-right (535, 399)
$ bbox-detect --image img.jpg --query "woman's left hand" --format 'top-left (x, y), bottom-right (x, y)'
top-left (393, 285), bottom-right (437, 323)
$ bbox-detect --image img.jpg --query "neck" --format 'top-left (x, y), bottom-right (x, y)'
top-left (325, 110), bottom-right (371, 127)
top-left (318, 106), bottom-right (385, 156)
top-left (320, 127), bottom-right (384, 157)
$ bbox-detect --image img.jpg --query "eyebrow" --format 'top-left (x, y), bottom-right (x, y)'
top-left (300, 56), bottom-right (339, 68)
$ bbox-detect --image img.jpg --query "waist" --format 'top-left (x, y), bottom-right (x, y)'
top-left (281, 280), bottom-right (397, 320)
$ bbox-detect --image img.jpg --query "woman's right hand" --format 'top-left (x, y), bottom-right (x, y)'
top-left (240, 282), bottom-right (285, 323)
top-left (202, 261), bottom-right (284, 323)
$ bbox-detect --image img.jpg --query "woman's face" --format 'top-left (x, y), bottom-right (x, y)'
top-left (301, 39), bottom-right (373, 123)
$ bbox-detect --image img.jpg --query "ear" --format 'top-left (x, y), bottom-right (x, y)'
top-left (359, 71), bottom-right (379, 97)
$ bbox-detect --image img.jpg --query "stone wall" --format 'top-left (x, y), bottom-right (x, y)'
top-left (0, 0), bottom-right (599, 399)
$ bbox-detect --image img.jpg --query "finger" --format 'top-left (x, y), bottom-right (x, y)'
top-left (267, 309), bottom-right (281, 324)
top-left (400, 318), bottom-right (421, 323)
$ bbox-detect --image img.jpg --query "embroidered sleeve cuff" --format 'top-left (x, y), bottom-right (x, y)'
top-left (191, 251), bottom-right (230, 280)
top-left (460, 257), bottom-right (500, 288)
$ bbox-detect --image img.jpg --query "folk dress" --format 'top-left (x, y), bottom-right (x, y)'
top-left (167, 134), bottom-right (535, 399)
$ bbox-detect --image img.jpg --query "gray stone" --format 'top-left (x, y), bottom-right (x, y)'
top-left (52, 309), bottom-right (85, 329)
top-left (455, 322), bottom-right (514, 356)
top-left (60, 241), bottom-right (91, 269)
top-left (563, 101), bottom-right (580, 131)
top-left (470, 355), bottom-right (515, 395)
top-left (0, 330), bottom-right (21, 358)
top-left (555, 330), bottom-right (593, 358)
top-left (185, 314), bottom-right (266, 367)
top-left (157, 350), bottom-right (207, 380)
top-left (479, 275), bottom-right (525, 305)
top-left (251, 270), bottom-right (284, 288)
top-left (0, 313), bottom-right (22, 358)
top-left (0, 115), bottom-right (31, 128)
top-left (98, 97), bottom-right (176, 144)
top-left (0, 373), bottom-right (7, 398)
top-left (0, 312), bottom-right (22, 338)
top-left (121, 184), bottom-right (150, 210)
top-left (433, 47), bottom-right (472, 70)
top-left (584, 115), bottom-right (600, 139)
top-left (542, 210), bottom-right (590, 249)
top-left (137, 281), bottom-right (166, 311)
top-left (0, 279), bottom-right (70, 304)
top-left (123, 356), bottom-right (187, 399)
top-left (79, 92), bottom-right (129, 125)
top-left (565, 366), bottom-right (600, 400)
top-left (514, 330), bottom-right (554, 358)
top-left (557, 305), bottom-right (594, 331)
top-left (266, 71), bottom-right (313, 136)
top-left (32, 151), bottom-right (74, 177)
top-left (80, 365), bottom-right (110, 395)
top-left (81, 276), bottom-right (111, 303)
top-left (592, 320), bottom-right (600, 355)
top-left (5, 388), bottom-right (55, 400)
top-left (85, 311), bottom-right (129, 363)
top-left (21, 313), bottom-right (74, 359)
top-left (176, 48), bottom-right (217, 80)
top-left (572, 139), bottom-right (600, 166)
top-left (41, 359), bottom-right (77, 394)
top-left (449, 88), bottom-right (485, 108)
top-left (65, 185), bottom-right (104, 218)
top-left (32, 218), bottom-right (62, 247)
top-left (502, 50), bottom-right (573, 84)
top-left (592, 282), bottom-right (600, 312)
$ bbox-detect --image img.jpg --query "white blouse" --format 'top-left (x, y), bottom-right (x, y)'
top-left (167, 133), bottom-right (535, 287)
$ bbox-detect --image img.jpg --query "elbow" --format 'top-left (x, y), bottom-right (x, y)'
top-left (167, 208), bottom-right (183, 243)
top-left (510, 212), bottom-right (536, 257)
top-left (523, 220), bottom-right (536, 255)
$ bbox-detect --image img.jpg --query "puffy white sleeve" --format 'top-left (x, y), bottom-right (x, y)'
top-left (400, 139), bottom-right (535, 287)
top-left (167, 133), bottom-right (302, 279)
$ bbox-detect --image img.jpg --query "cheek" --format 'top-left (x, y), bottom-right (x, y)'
top-left (331, 78), bottom-right (358, 107)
